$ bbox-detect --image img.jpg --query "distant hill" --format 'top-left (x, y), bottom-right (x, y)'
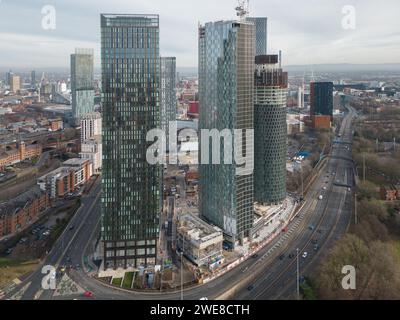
top-left (3, 63), bottom-right (400, 76)
top-left (283, 63), bottom-right (400, 72)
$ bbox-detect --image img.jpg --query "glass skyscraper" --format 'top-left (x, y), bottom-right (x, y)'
top-left (310, 82), bottom-right (334, 118)
top-left (247, 17), bottom-right (267, 55)
top-left (101, 14), bottom-right (161, 270)
top-left (198, 20), bottom-right (255, 247)
top-left (254, 55), bottom-right (288, 204)
top-left (71, 48), bottom-right (95, 124)
top-left (160, 57), bottom-right (177, 149)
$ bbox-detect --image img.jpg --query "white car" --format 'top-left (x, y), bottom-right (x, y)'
top-left (199, 297), bottom-right (208, 300)
top-left (302, 252), bottom-right (308, 259)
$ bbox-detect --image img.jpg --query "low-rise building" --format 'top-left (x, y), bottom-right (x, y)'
top-left (37, 158), bottom-right (92, 198)
top-left (287, 119), bottom-right (305, 134)
top-left (80, 136), bottom-right (102, 173)
top-left (380, 185), bottom-right (400, 201)
top-left (177, 214), bottom-right (224, 270)
top-left (62, 158), bottom-right (93, 184)
top-left (49, 118), bottom-right (64, 131)
top-left (0, 141), bottom-right (42, 171)
top-left (0, 186), bottom-right (49, 237)
top-left (312, 115), bottom-right (331, 130)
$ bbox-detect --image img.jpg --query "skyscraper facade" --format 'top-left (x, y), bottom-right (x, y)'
top-left (198, 20), bottom-right (255, 247)
top-left (101, 14), bottom-right (161, 270)
top-left (5, 70), bottom-right (13, 87)
top-left (80, 112), bottom-right (102, 142)
top-left (10, 75), bottom-right (20, 93)
top-left (160, 57), bottom-right (176, 148)
top-left (254, 55), bottom-right (288, 204)
top-left (247, 17), bottom-right (267, 55)
top-left (71, 48), bottom-right (95, 124)
top-left (310, 82), bottom-right (334, 118)
top-left (31, 70), bottom-right (36, 88)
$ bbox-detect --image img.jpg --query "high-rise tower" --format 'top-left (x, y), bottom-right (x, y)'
top-left (160, 57), bottom-right (177, 149)
top-left (71, 48), bottom-right (95, 124)
top-left (101, 14), bottom-right (161, 270)
top-left (254, 55), bottom-right (288, 204)
top-left (310, 82), bottom-right (334, 118)
top-left (246, 17), bottom-right (267, 55)
top-left (198, 19), bottom-right (255, 247)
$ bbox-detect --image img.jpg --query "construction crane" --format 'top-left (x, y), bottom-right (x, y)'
top-left (235, 0), bottom-right (250, 20)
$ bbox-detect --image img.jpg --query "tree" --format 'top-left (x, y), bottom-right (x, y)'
top-left (315, 235), bottom-right (400, 300)
top-left (357, 181), bottom-right (378, 200)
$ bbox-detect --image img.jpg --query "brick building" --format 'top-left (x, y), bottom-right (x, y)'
top-left (380, 185), bottom-right (400, 201)
top-left (49, 119), bottom-right (64, 131)
top-left (37, 158), bottom-right (92, 198)
top-left (0, 186), bottom-right (49, 237)
top-left (312, 115), bottom-right (332, 130)
top-left (0, 141), bottom-right (42, 171)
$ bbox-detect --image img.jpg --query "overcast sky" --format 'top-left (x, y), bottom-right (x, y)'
top-left (0, 0), bottom-right (399, 69)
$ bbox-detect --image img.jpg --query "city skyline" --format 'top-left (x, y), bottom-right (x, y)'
top-left (0, 0), bottom-right (400, 69)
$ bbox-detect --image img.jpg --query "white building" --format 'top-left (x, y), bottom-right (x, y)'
top-left (80, 136), bottom-right (102, 173)
top-left (287, 119), bottom-right (305, 134)
top-left (80, 112), bottom-right (102, 142)
top-left (80, 112), bottom-right (102, 172)
top-left (177, 214), bottom-right (224, 270)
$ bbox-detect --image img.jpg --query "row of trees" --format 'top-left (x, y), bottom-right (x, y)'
top-left (313, 185), bottom-right (400, 299)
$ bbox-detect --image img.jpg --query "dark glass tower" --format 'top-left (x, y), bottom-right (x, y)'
top-left (101, 14), bottom-right (161, 270)
top-left (310, 82), bottom-right (334, 118)
top-left (246, 17), bottom-right (267, 55)
top-left (31, 70), bottom-right (36, 89)
top-left (160, 57), bottom-right (176, 149)
top-left (71, 48), bottom-right (95, 124)
top-left (198, 20), bottom-right (255, 247)
top-left (254, 55), bottom-right (288, 204)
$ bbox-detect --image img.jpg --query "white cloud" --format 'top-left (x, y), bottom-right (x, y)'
top-left (0, 0), bottom-right (399, 68)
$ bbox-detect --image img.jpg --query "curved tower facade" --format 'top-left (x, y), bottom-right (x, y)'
top-left (254, 55), bottom-right (287, 204)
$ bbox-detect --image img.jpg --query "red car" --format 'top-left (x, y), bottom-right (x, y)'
top-left (83, 291), bottom-right (93, 298)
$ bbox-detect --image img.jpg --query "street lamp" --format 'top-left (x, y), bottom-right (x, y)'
top-left (296, 248), bottom-right (300, 300)
top-left (180, 236), bottom-right (184, 301)
top-left (298, 164), bottom-right (304, 201)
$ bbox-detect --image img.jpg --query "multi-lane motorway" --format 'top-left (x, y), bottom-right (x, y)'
top-left (235, 106), bottom-right (357, 300)
top-left (5, 106), bottom-right (357, 300)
